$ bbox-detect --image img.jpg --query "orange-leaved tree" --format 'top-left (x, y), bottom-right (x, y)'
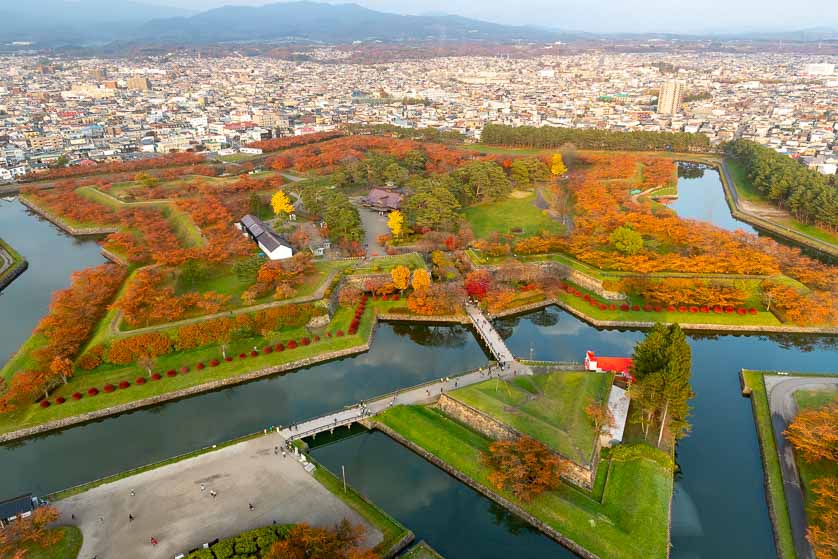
top-left (0, 506), bottom-right (62, 558)
top-left (390, 265), bottom-right (410, 293)
top-left (784, 397), bottom-right (838, 463)
top-left (263, 520), bottom-right (377, 559)
top-left (807, 477), bottom-right (838, 559)
top-left (481, 436), bottom-right (565, 502)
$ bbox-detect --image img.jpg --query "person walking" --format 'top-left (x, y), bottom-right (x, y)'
top-left (249, 503), bottom-right (255, 511)
top-left (210, 490), bottom-right (217, 498)
top-left (201, 484), bottom-right (206, 492)
top-left (150, 537), bottom-right (158, 546)
top-left (282, 449), bottom-right (287, 458)
top-left (130, 490), bottom-right (135, 497)
top-left (274, 446), bottom-right (279, 455)
top-left (129, 514), bottom-right (134, 522)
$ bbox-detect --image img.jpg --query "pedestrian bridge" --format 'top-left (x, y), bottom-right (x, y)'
top-left (465, 304), bottom-right (515, 364)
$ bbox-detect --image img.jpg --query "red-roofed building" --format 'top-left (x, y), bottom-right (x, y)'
top-left (585, 351), bottom-right (635, 382)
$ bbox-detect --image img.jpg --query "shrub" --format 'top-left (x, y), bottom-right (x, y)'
top-left (300, 337), bottom-right (311, 346)
top-left (631, 305), bottom-right (640, 311)
top-left (287, 340), bottom-right (298, 349)
top-left (313, 335), bottom-right (320, 342)
top-left (224, 356), bottom-right (233, 362)
top-left (180, 366), bottom-right (190, 373)
top-left (700, 306), bottom-right (710, 313)
top-left (643, 304), bottom-right (652, 312)
top-left (136, 377), bottom-right (146, 385)
top-left (689, 306), bottom-right (698, 313)
top-left (336, 330), bottom-right (345, 337)
top-left (678, 306), bottom-right (687, 313)
top-left (239, 353), bottom-right (247, 359)
top-left (250, 350), bottom-right (259, 357)
top-left (118, 381), bottom-right (130, 389)
top-left (609, 304), bottom-right (617, 310)
top-left (56, 396), bottom-right (66, 404)
top-left (40, 400), bottom-right (50, 408)
top-left (737, 307), bottom-right (747, 315)
top-left (620, 304), bottom-right (629, 311)
top-left (583, 294), bottom-right (591, 302)
top-left (749, 308), bottom-right (758, 315)
top-left (210, 359), bottom-right (220, 367)
top-left (275, 343), bottom-right (285, 352)
top-left (166, 370), bottom-right (177, 377)
top-left (87, 387), bottom-right (99, 396)
top-left (262, 346), bottom-right (273, 354)
top-left (196, 362), bottom-right (205, 370)
top-left (725, 306), bottom-right (734, 313)
top-left (326, 332), bottom-right (332, 337)
top-left (72, 392), bottom-right (83, 400)
top-left (667, 306), bottom-right (676, 312)
top-left (151, 373), bottom-right (162, 380)
top-left (599, 303), bottom-right (607, 310)
top-left (654, 306), bottom-right (662, 312)
top-left (713, 305), bottom-right (722, 313)
top-left (103, 384), bottom-right (115, 393)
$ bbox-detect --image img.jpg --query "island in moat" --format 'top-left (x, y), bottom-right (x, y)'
top-left (1, 127), bottom-right (836, 559)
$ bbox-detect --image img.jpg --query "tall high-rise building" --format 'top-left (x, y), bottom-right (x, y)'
top-left (657, 79), bottom-right (685, 115)
top-left (127, 77), bottom-right (151, 91)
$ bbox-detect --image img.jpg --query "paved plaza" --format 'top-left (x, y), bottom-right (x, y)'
top-left (56, 436), bottom-right (381, 559)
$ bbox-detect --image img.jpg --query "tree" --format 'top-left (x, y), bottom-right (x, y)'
top-left (481, 436), bottom-right (565, 501)
top-left (807, 477), bottom-right (838, 559)
top-left (550, 153), bottom-right (567, 177)
top-left (50, 356), bottom-right (73, 385)
top-left (784, 397), bottom-right (838, 463)
top-left (387, 210), bottom-right (404, 239)
top-left (390, 265), bottom-right (410, 293)
top-left (137, 355), bottom-right (157, 378)
top-left (609, 226), bottom-right (644, 255)
top-left (271, 190), bottom-right (294, 216)
top-left (411, 268), bottom-right (431, 291)
top-left (585, 399), bottom-right (616, 436)
top-left (0, 506), bottom-right (62, 558)
top-left (264, 520), bottom-right (376, 559)
top-left (629, 323), bottom-right (693, 447)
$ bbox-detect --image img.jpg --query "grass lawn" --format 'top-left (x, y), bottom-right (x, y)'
top-left (742, 371), bottom-right (797, 559)
top-left (402, 541), bottom-right (444, 559)
top-left (375, 405), bottom-right (673, 559)
top-left (308, 453), bottom-right (411, 556)
top-left (726, 159), bottom-right (838, 247)
top-left (792, 387), bottom-right (838, 524)
top-left (449, 371), bottom-right (612, 464)
top-left (350, 253), bottom-right (426, 275)
top-left (18, 526), bottom-right (82, 559)
top-left (0, 305), bottom-right (374, 436)
top-left (463, 192), bottom-right (564, 239)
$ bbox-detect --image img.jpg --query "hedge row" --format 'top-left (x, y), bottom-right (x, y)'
top-left (187, 525), bottom-right (293, 559)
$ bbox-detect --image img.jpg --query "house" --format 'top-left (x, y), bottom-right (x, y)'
top-left (0, 494), bottom-right (36, 528)
top-left (237, 215), bottom-right (294, 260)
top-left (363, 188), bottom-right (403, 212)
top-left (584, 350), bottom-right (635, 383)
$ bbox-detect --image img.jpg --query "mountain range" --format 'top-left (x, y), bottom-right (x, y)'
top-left (0, 0), bottom-right (835, 46)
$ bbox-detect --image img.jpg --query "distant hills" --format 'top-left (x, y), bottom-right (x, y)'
top-left (0, 0), bottom-right (835, 47)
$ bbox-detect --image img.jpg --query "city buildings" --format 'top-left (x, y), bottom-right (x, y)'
top-left (656, 79), bottom-right (685, 115)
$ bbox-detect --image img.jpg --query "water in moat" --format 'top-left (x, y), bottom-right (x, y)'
top-left (668, 162), bottom-right (758, 235)
top-left (1, 196), bottom-right (837, 559)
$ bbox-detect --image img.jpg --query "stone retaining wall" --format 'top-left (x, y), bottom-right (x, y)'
top-left (0, 256), bottom-right (27, 292)
top-left (436, 395), bottom-right (594, 488)
top-left (0, 325), bottom-right (379, 444)
top-left (377, 312), bottom-right (470, 324)
top-left (373, 423), bottom-right (600, 559)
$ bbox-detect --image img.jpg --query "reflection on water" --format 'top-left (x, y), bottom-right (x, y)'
top-left (668, 163), bottom-right (757, 234)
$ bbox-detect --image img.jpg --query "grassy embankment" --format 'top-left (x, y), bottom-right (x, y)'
top-left (401, 541), bottom-right (444, 559)
top-left (375, 405), bottom-right (673, 559)
top-left (449, 372), bottom-right (612, 464)
top-left (0, 236), bottom-right (25, 283)
top-left (0, 302), bottom-right (377, 436)
top-left (726, 159), bottom-right (838, 247)
top-left (741, 370), bottom-right (798, 559)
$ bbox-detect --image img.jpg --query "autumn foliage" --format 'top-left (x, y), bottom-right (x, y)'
top-left (264, 520), bottom-right (377, 559)
top-left (807, 477), bottom-right (838, 559)
top-left (481, 436), bottom-right (566, 502)
top-left (784, 396), bottom-right (838, 464)
top-left (0, 506), bottom-right (63, 558)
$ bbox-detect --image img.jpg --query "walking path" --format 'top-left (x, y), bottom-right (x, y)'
top-left (764, 375), bottom-right (838, 559)
top-left (465, 303), bottom-right (516, 364)
top-left (282, 361), bottom-right (531, 441)
top-left (0, 247), bottom-right (12, 277)
top-left (108, 267), bottom-right (342, 337)
top-left (55, 436), bottom-right (381, 559)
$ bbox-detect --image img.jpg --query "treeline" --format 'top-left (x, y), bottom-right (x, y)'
top-left (22, 152), bottom-right (207, 182)
top-left (248, 131), bottom-right (343, 153)
top-left (480, 124), bottom-right (711, 153)
top-left (725, 140), bottom-right (838, 231)
top-left (346, 123), bottom-right (464, 144)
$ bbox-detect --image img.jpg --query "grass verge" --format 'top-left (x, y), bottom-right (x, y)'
top-left (375, 405), bottom-right (673, 559)
top-left (742, 370), bottom-right (797, 559)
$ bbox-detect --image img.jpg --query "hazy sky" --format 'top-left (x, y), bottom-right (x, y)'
top-left (153, 0), bottom-right (838, 34)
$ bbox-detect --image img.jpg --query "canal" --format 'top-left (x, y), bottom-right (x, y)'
top-left (1, 196), bottom-right (837, 559)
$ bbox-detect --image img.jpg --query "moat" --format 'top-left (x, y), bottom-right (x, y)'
top-left (1, 183), bottom-right (836, 558)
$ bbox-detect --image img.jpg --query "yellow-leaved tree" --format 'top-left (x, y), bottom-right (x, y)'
top-left (387, 210), bottom-right (404, 238)
top-left (411, 268), bottom-right (431, 291)
top-left (391, 265), bottom-right (410, 293)
top-left (271, 191), bottom-right (294, 216)
top-left (550, 154), bottom-right (567, 177)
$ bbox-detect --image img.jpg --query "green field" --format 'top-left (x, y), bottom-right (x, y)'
top-left (463, 192), bottom-right (565, 239)
top-left (375, 405), bottom-right (673, 559)
top-left (742, 371), bottom-right (798, 559)
top-left (0, 304), bottom-right (375, 436)
top-left (350, 252), bottom-right (426, 274)
top-left (449, 371), bottom-right (612, 464)
top-left (17, 526), bottom-right (82, 559)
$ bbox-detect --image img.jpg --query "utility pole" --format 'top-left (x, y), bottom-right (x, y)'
top-left (341, 465), bottom-right (347, 493)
